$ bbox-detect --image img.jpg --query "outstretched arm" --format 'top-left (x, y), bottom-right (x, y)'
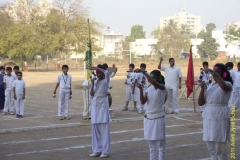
top-left (136, 83), bottom-right (147, 104)
top-left (158, 57), bottom-right (163, 70)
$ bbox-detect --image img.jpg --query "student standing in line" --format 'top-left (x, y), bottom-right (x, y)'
top-left (53, 65), bottom-right (72, 120)
top-left (0, 66), bottom-right (6, 112)
top-left (136, 69), bottom-right (167, 160)
top-left (12, 72), bottom-right (26, 118)
top-left (198, 63), bottom-right (232, 160)
top-left (2, 67), bottom-right (15, 115)
top-left (89, 65), bottom-right (110, 158)
top-left (122, 63), bottom-right (137, 111)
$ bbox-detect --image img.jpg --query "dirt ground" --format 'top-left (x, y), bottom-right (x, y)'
top-left (0, 68), bottom-right (239, 160)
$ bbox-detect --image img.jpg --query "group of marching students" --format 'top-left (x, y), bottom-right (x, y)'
top-left (1, 58), bottom-right (240, 160)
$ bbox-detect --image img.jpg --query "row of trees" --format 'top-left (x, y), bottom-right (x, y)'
top-left (0, 0), bottom-right (103, 65)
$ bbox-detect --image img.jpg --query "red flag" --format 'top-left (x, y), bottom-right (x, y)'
top-left (186, 45), bottom-right (194, 98)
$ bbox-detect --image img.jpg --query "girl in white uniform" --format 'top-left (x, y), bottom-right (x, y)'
top-left (198, 63), bottom-right (233, 160)
top-left (136, 69), bottom-right (167, 160)
top-left (89, 65), bottom-right (110, 158)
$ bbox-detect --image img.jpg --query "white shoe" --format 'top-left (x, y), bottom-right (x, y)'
top-left (90, 152), bottom-right (101, 157)
top-left (139, 110), bottom-right (143, 114)
top-left (100, 153), bottom-right (109, 158)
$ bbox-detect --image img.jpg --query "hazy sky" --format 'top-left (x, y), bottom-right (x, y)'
top-left (2, 0), bottom-right (240, 37)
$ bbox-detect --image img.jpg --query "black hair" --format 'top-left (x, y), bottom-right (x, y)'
top-left (13, 66), bottom-right (19, 70)
top-left (16, 71), bottom-right (22, 76)
top-left (150, 70), bottom-right (165, 85)
top-left (62, 65), bottom-right (69, 70)
top-left (129, 63), bottom-right (135, 69)
top-left (6, 67), bottom-right (12, 71)
top-left (238, 62), bottom-right (240, 65)
top-left (225, 62), bottom-right (234, 69)
top-left (202, 61), bottom-right (208, 66)
top-left (169, 58), bottom-right (174, 62)
top-left (103, 63), bottom-right (108, 70)
top-left (97, 64), bottom-right (105, 70)
top-left (140, 63), bottom-right (146, 68)
top-left (214, 63), bottom-right (233, 84)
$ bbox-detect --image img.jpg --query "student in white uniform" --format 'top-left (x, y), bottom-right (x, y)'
top-left (53, 65), bottom-right (72, 120)
top-left (198, 61), bottom-right (211, 113)
top-left (12, 72), bottom-right (26, 118)
top-left (2, 67), bottom-right (15, 115)
top-left (225, 62), bottom-right (235, 82)
top-left (89, 65), bottom-right (110, 158)
top-left (0, 66), bottom-right (6, 112)
top-left (198, 63), bottom-right (232, 160)
top-left (133, 63), bottom-right (148, 114)
top-left (230, 62), bottom-right (240, 110)
top-left (158, 57), bottom-right (182, 114)
top-left (136, 69), bottom-right (167, 160)
top-left (122, 63), bottom-right (137, 111)
top-left (12, 66), bottom-right (20, 80)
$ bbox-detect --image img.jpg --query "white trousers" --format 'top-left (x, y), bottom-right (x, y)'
top-left (166, 88), bottom-right (179, 113)
top-left (15, 94), bottom-right (24, 116)
top-left (92, 123), bottom-right (110, 154)
top-left (230, 86), bottom-right (240, 110)
top-left (58, 90), bottom-right (70, 117)
top-left (136, 87), bottom-right (146, 111)
top-left (207, 141), bottom-right (227, 160)
top-left (147, 140), bottom-right (166, 160)
top-left (3, 89), bottom-right (15, 113)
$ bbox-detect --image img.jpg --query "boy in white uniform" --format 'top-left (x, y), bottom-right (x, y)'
top-left (226, 62), bottom-right (235, 82)
top-left (133, 63), bottom-right (148, 114)
top-left (89, 65), bottom-right (110, 158)
top-left (231, 62), bottom-right (240, 110)
top-left (136, 69), bottom-right (167, 160)
top-left (12, 72), bottom-right (26, 118)
top-left (122, 63), bottom-right (137, 111)
top-left (13, 66), bottom-right (20, 80)
top-left (2, 67), bottom-right (16, 115)
top-left (53, 65), bottom-right (72, 120)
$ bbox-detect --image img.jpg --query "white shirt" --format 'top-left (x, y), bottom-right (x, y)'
top-left (161, 65), bottom-right (182, 89)
top-left (126, 72), bottom-right (135, 85)
top-left (229, 69), bottom-right (235, 80)
top-left (233, 71), bottom-right (240, 87)
top-left (12, 79), bottom-right (26, 94)
top-left (135, 72), bottom-right (148, 89)
top-left (198, 71), bottom-right (211, 87)
top-left (3, 74), bottom-right (15, 90)
top-left (57, 73), bottom-right (72, 91)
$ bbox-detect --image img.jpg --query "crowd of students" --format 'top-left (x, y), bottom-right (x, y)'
top-left (1, 59), bottom-right (239, 160)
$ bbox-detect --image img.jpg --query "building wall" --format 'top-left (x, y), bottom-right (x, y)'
top-left (130, 39), bottom-right (158, 57)
top-left (225, 21), bottom-right (240, 32)
top-left (191, 39), bottom-right (204, 58)
top-left (102, 31), bottom-right (123, 55)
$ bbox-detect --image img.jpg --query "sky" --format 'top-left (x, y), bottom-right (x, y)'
top-left (2, 0), bottom-right (240, 37)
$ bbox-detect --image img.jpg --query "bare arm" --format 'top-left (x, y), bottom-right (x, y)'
top-left (179, 77), bottom-right (182, 89)
top-left (132, 79), bottom-right (137, 94)
top-left (22, 88), bottom-right (25, 99)
top-left (13, 87), bottom-right (17, 100)
top-left (137, 83), bottom-right (147, 104)
top-left (198, 81), bottom-right (206, 106)
top-left (53, 83), bottom-right (59, 94)
top-left (90, 79), bottom-right (95, 96)
top-left (158, 57), bottom-right (163, 70)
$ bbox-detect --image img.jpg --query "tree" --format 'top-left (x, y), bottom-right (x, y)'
top-left (156, 19), bottom-right (191, 58)
top-left (151, 27), bottom-right (159, 39)
top-left (125, 25), bottom-right (145, 42)
top-left (198, 37), bottom-right (219, 60)
top-left (197, 23), bottom-right (216, 39)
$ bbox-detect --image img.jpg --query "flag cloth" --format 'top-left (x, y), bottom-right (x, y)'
top-left (186, 45), bottom-right (194, 98)
top-left (85, 19), bottom-right (92, 81)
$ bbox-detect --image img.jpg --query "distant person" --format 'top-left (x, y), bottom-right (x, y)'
top-left (2, 67), bottom-right (16, 115)
top-left (198, 63), bottom-right (232, 160)
top-left (158, 57), bottom-right (182, 114)
top-left (13, 66), bottom-right (20, 79)
top-left (225, 62), bottom-right (235, 82)
top-left (0, 66), bottom-right (6, 112)
top-left (122, 63), bottom-right (137, 111)
top-left (12, 72), bottom-right (26, 118)
top-left (89, 65), bottom-right (110, 158)
top-left (198, 61), bottom-right (211, 113)
top-left (133, 63), bottom-right (148, 114)
top-left (136, 69), bottom-right (167, 160)
top-left (53, 65), bottom-right (72, 120)
top-left (230, 62), bottom-right (240, 110)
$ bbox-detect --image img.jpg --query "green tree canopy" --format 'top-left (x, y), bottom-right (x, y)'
top-left (125, 25), bottom-right (145, 42)
top-left (198, 37), bottom-right (219, 60)
top-left (197, 22), bottom-right (216, 39)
